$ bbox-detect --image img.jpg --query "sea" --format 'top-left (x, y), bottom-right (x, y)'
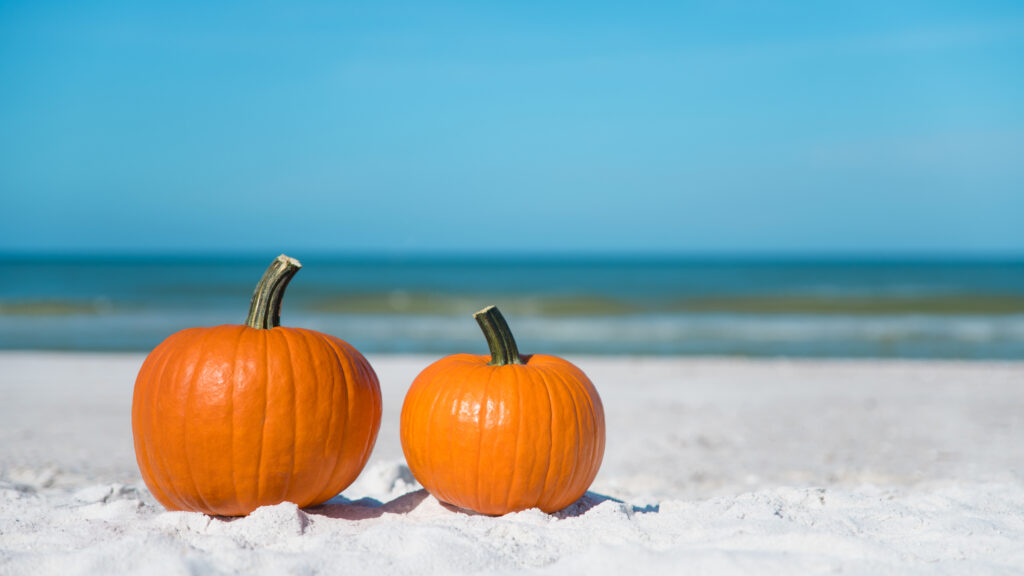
top-left (1, 254), bottom-right (1023, 359)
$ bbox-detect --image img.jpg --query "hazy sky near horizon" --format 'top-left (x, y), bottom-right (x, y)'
top-left (2, 1), bottom-right (1023, 255)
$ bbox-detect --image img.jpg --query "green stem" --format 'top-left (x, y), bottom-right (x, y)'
top-left (473, 305), bottom-right (524, 366)
top-left (245, 255), bottom-right (302, 329)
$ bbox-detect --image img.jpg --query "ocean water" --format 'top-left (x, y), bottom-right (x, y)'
top-left (1, 255), bottom-right (1023, 359)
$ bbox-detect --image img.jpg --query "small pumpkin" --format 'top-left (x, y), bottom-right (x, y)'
top-left (400, 305), bottom-right (605, 515)
top-left (132, 255), bottom-right (381, 516)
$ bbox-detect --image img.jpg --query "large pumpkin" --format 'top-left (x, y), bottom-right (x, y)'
top-left (400, 305), bottom-right (605, 515)
top-left (132, 255), bottom-right (381, 516)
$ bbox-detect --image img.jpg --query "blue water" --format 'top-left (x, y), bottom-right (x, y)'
top-left (1, 255), bottom-right (1023, 358)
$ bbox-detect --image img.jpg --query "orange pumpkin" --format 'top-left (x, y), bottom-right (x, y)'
top-left (400, 305), bottom-right (605, 515)
top-left (132, 255), bottom-right (381, 516)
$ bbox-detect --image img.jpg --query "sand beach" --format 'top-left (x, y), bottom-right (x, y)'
top-left (2, 352), bottom-right (1023, 574)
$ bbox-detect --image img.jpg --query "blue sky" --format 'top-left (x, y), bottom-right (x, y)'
top-left (2, 1), bottom-right (1023, 255)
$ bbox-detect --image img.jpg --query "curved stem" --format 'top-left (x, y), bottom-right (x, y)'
top-left (245, 255), bottom-right (302, 329)
top-left (473, 305), bottom-right (524, 366)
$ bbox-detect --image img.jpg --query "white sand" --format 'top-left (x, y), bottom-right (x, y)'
top-left (2, 352), bottom-right (1023, 575)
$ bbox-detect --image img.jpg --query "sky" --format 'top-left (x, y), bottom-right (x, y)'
top-left (1, 1), bottom-right (1023, 256)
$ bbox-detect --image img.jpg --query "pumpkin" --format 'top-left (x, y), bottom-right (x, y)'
top-left (131, 255), bottom-right (381, 516)
top-left (400, 305), bottom-right (605, 515)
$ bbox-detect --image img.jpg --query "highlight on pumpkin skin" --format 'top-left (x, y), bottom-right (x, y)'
top-left (131, 254), bottom-right (382, 517)
top-left (400, 305), bottom-right (606, 516)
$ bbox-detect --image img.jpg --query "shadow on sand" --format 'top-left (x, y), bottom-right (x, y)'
top-left (306, 489), bottom-right (658, 520)
top-left (553, 492), bottom-right (660, 518)
top-left (306, 489), bottom-right (431, 520)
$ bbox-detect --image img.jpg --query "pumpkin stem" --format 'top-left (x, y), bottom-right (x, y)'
top-left (474, 305), bottom-right (524, 366)
top-left (245, 254), bottom-right (302, 329)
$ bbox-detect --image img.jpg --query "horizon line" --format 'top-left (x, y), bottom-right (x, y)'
top-left (2, 248), bottom-right (1024, 264)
